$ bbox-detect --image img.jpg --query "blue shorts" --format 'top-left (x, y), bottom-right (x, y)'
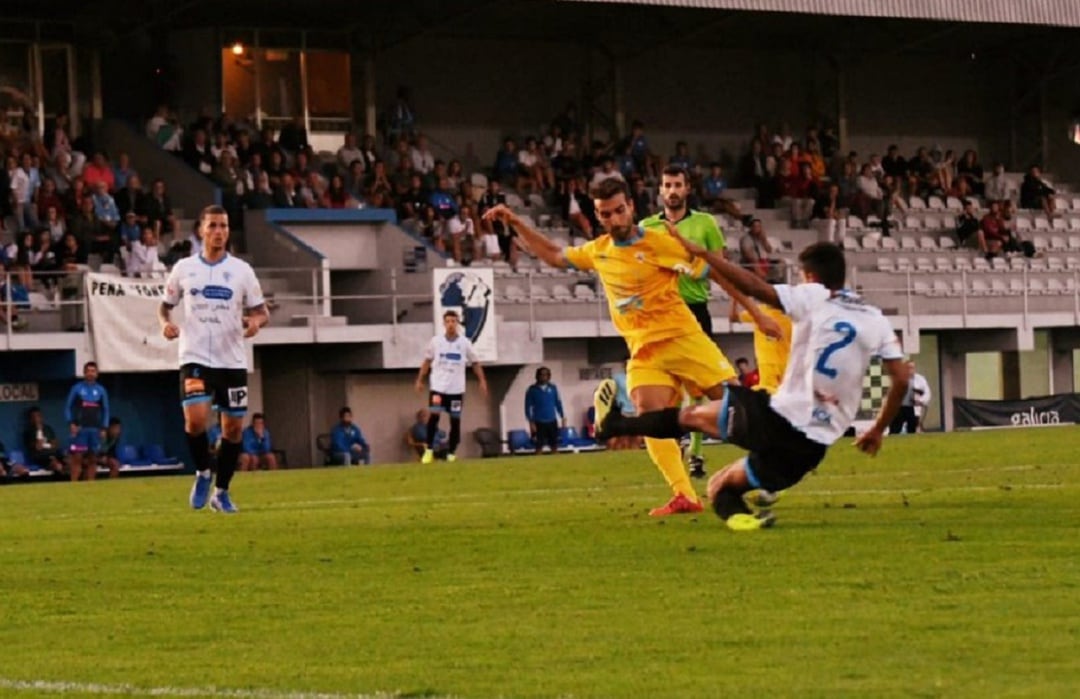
top-left (70, 427), bottom-right (101, 453)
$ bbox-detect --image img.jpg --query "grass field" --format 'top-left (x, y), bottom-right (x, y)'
top-left (2, 426), bottom-right (1079, 699)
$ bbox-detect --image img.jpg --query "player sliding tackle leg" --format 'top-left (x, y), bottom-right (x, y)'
top-left (483, 180), bottom-right (782, 516)
top-left (595, 234), bottom-right (908, 530)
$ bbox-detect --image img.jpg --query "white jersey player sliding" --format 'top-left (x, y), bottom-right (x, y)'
top-left (593, 228), bottom-right (909, 531)
top-left (159, 205), bottom-right (268, 514)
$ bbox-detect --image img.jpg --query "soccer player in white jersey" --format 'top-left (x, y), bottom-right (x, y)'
top-left (415, 310), bottom-right (488, 463)
top-left (593, 237), bottom-right (909, 531)
top-left (159, 205), bottom-right (268, 513)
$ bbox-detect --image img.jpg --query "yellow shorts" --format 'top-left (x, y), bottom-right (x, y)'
top-left (627, 333), bottom-right (736, 398)
top-left (756, 363), bottom-right (786, 395)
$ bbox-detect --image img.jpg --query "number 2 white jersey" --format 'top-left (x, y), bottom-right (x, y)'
top-left (163, 253), bottom-right (265, 370)
top-left (424, 334), bottom-right (479, 395)
top-left (770, 284), bottom-right (903, 446)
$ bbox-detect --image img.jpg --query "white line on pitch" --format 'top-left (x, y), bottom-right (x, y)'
top-left (0, 678), bottom-right (461, 699)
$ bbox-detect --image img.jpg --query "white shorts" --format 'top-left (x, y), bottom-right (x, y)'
top-left (481, 233), bottom-right (500, 257)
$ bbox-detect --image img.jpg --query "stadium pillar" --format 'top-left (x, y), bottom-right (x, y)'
top-left (1051, 349), bottom-right (1074, 394)
top-left (1001, 351), bottom-right (1022, 400)
top-left (939, 349), bottom-right (965, 432)
top-left (361, 54), bottom-right (376, 138)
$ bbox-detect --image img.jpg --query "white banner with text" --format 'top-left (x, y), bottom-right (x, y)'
top-left (86, 273), bottom-right (181, 372)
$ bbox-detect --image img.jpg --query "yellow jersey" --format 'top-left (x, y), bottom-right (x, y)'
top-left (564, 226), bottom-right (710, 354)
top-left (738, 304), bottom-right (792, 392)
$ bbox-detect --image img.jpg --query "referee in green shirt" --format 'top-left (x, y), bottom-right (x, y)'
top-left (639, 164), bottom-right (726, 479)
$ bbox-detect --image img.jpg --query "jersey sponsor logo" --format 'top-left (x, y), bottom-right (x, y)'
top-left (191, 285), bottom-right (235, 301)
top-left (184, 378), bottom-right (206, 395)
top-left (227, 386), bottom-right (248, 409)
top-left (449, 399), bottom-right (463, 413)
top-left (441, 352), bottom-right (463, 361)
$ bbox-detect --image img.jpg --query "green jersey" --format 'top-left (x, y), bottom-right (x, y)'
top-left (639, 209), bottom-right (725, 304)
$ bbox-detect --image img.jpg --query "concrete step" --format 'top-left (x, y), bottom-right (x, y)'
top-left (290, 314), bottom-right (347, 327)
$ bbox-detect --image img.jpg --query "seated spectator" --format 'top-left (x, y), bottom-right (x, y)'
top-left (398, 174), bottom-right (429, 221)
top-left (36, 178), bottom-right (64, 225)
top-left (145, 179), bottom-right (176, 237)
top-left (812, 182), bottom-right (845, 239)
top-left (1020, 166), bottom-right (1055, 215)
top-left (668, 141), bottom-right (693, 172)
top-left (112, 152), bottom-right (137, 192)
top-left (57, 231), bottom-right (87, 268)
top-left (328, 407), bottom-right (371, 466)
top-left (589, 157), bottom-right (625, 190)
top-left (416, 205), bottom-right (442, 245)
top-left (978, 200), bottom-right (1009, 257)
top-left (562, 176), bottom-right (596, 239)
top-left (366, 161), bottom-right (393, 200)
top-left (118, 211), bottom-right (142, 249)
top-left (446, 159), bottom-right (465, 194)
top-left (298, 171), bottom-right (327, 208)
top-left (113, 174), bottom-right (146, 223)
top-left (405, 408), bottom-right (446, 460)
top-left (493, 138), bottom-right (522, 187)
top-left (956, 150), bottom-right (984, 196)
top-left (344, 159), bottom-right (367, 201)
top-left (30, 230), bottom-right (60, 288)
top-left (277, 116), bottom-right (309, 155)
top-left (442, 204), bottom-right (476, 264)
top-left (234, 130), bottom-right (254, 166)
top-left (955, 199), bottom-right (981, 246)
top-left (0, 438), bottom-right (31, 481)
top-left (627, 120), bottom-right (658, 179)
top-left (128, 227), bottom-right (160, 277)
top-left (273, 173), bottom-right (301, 208)
top-left (1000, 200), bottom-right (1036, 258)
top-left (97, 417), bottom-right (123, 478)
top-left (477, 179), bottom-right (517, 265)
top-left (785, 161), bottom-right (818, 228)
top-left (23, 407), bottom-right (64, 476)
top-left (7, 154), bottom-right (35, 233)
top-left (739, 219), bottom-right (775, 278)
top-left (210, 133), bottom-right (235, 163)
top-left (321, 174), bottom-right (354, 209)
top-left (183, 129), bottom-right (216, 176)
top-left (69, 197), bottom-right (107, 259)
top-left (519, 137), bottom-right (553, 192)
top-left (700, 163), bottom-right (740, 220)
top-left (337, 133), bottom-right (364, 174)
top-left (984, 162), bottom-right (1009, 202)
top-left (631, 177), bottom-right (654, 220)
top-left (50, 111), bottom-right (87, 173)
top-left (82, 151), bottom-right (116, 192)
top-left (246, 171), bottom-right (275, 210)
top-left (91, 181), bottom-right (121, 231)
top-left (359, 134), bottom-right (380, 172)
top-left (410, 134), bottom-right (435, 175)
top-left (853, 164), bottom-right (884, 221)
top-left (428, 177), bottom-right (459, 220)
top-left (239, 413), bottom-right (277, 471)
top-left (146, 105), bottom-right (183, 152)
top-left (935, 149), bottom-right (956, 192)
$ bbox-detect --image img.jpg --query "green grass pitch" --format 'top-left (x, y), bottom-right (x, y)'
top-left (2, 427), bottom-right (1078, 699)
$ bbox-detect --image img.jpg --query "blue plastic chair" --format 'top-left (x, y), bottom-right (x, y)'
top-left (142, 444), bottom-right (179, 465)
top-left (118, 444), bottom-right (140, 465)
top-left (7, 449), bottom-right (25, 466)
top-left (507, 429), bottom-right (534, 453)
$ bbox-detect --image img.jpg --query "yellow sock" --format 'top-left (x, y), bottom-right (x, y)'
top-left (644, 437), bottom-right (698, 502)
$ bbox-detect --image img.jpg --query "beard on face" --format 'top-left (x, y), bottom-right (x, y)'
top-left (608, 223), bottom-right (634, 239)
top-left (664, 193), bottom-right (684, 209)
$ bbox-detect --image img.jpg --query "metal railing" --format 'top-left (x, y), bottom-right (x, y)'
top-left (5, 265), bottom-right (1078, 345)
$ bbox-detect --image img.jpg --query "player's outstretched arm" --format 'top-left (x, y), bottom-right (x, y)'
top-left (709, 270), bottom-right (783, 339)
top-left (482, 204), bottom-right (567, 269)
top-left (855, 357), bottom-right (909, 456)
top-left (415, 359), bottom-right (431, 393)
top-left (663, 220), bottom-right (781, 309)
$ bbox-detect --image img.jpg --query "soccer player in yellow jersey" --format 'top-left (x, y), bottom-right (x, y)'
top-left (731, 300), bottom-right (793, 394)
top-left (484, 178), bottom-right (782, 516)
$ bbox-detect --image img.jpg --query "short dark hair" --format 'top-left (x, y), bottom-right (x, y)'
top-left (535, 366), bottom-right (550, 381)
top-left (589, 177), bottom-right (629, 201)
top-left (108, 417), bottom-right (121, 426)
top-left (799, 242), bottom-right (847, 290)
top-left (735, 357), bottom-right (749, 366)
top-left (27, 406), bottom-right (41, 416)
top-left (339, 406), bottom-right (352, 418)
top-left (660, 164), bottom-right (690, 183)
top-left (443, 309), bottom-right (460, 320)
top-left (200, 204), bottom-right (228, 222)
top-left (252, 412), bottom-right (265, 421)
top-left (84, 361), bottom-right (97, 371)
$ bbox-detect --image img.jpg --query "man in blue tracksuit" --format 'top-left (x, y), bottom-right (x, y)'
top-left (65, 361), bottom-right (110, 481)
top-left (239, 413), bottom-right (278, 471)
top-left (329, 406), bottom-right (370, 465)
top-left (525, 366), bottom-right (565, 454)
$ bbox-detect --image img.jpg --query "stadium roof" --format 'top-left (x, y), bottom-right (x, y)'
top-left (558, 0), bottom-right (1080, 28)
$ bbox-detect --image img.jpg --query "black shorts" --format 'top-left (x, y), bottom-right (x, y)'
top-left (180, 363), bottom-right (249, 416)
top-left (429, 391), bottom-right (464, 417)
top-left (533, 420), bottom-right (559, 450)
top-left (719, 385), bottom-right (827, 492)
top-left (686, 301), bottom-right (713, 336)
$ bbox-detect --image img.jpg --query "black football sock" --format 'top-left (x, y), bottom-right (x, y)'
top-left (216, 439), bottom-right (242, 491)
top-left (605, 407), bottom-right (684, 440)
top-left (425, 413), bottom-right (441, 449)
top-left (711, 487), bottom-right (753, 520)
top-left (185, 431), bottom-right (211, 473)
top-left (448, 417), bottom-right (461, 453)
